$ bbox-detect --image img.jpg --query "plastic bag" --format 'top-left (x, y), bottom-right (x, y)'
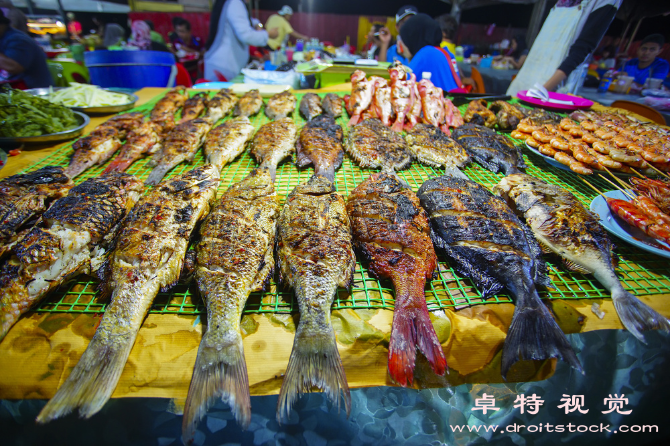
top-left (241, 68), bottom-right (300, 89)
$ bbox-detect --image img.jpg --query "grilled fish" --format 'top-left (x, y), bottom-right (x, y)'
top-left (182, 168), bottom-right (279, 440)
top-left (249, 117), bottom-right (297, 180)
top-left (0, 167), bottom-right (73, 258)
top-left (347, 70), bottom-right (375, 126)
top-left (489, 101), bottom-right (526, 131)
top-left (322, 93), bottom-right (343, 118)
top-left (417, 176), bottom-right (581, 378)
top-left (151, 86), bottom-right (189, 133)
top-left (347, 172), bottom-right (446, 386)
top-left (179, 92), bottom-right (209, 124)
top-left (145, 118), bottom-right (213, 185)
top-left (451, 124), bottom-right (526, 175)
top-left (495, 173), bottom-right (670, 341)
top-left (102, 119), bottom-right (164, 174)
top-left (296, 114), bottom-right (344, 181)
top-left (277, 175), bottom-right (355, 421)
top-left (464, 99), bottom-right (496, 128)
top-left (0, 173), bottom-right (143, 341)
top-left (405, 123), bottom-right (470, 169)
top-left (205, 88), bottom-right (239, 123)
top-left (234, 89), bottom-right (263, 117)
top-left (37, 166), bottom-right (219, 423)
top-left (345, 118), bottom-right (412, 171)
top-left (299, 93), bottom-right (323, 121)
top-left (417, 80), bottom-right (448, 134)
top-left (266, 90), bottom-right (296, 120)
top-left (371, 80), bottom-right (393, 127)
top-left (203, 117), bottom-right (255, 171)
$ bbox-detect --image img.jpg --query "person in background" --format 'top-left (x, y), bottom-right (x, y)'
top-left (363, 23), bottom-right (390, 60)
top-left (92, 16), bottom-right (126, 49)
top-left (66, 12), bottom-right (82, 40)
top-left (379, 5), bottom-right (418, 64)
top-left (623, 34), bottom-right (669, 89)
top-left (436, 14), bottom-right (457, 55)
top-left (169, 17), bottom-right (203, 54)
top-left (265, 5), bottom-right (309, 51)
top-left (0, 9), bottom-right (53, 88)
top-left (0, 2), bottom-right (28, 34)
top-left (495, 34), bottom-right (528, 69)
top-left (145, 20), bottom-right (166, 45)
top-left (595, 44), bottom-right (616, 69)
top-left (204, 0), bottom-right (278, 81)
top-left (128, 20), bottom-right (172, 53)
top-left (398, 13), bottom-right (462, 92)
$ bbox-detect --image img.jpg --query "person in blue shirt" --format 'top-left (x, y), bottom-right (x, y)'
top-left (398, 13), bottom-right (462, 92)
top-left (623, 34), bottom-right (669, 89)
top-left (379, 5), bottom-right (417, 65)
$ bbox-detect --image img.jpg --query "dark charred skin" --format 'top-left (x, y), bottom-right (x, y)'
top-left (299, 93), bottom-right (323, 121)
top-left (489, 101), bottom-right (525, 131)
top-left (451, 123), bottom-right (526, 175)
top-left (296, 115), bottom-right (344, 181)
top-left (345, 118), bottom-right (412, 171)
top-left (464, 99), bottom-right (496, 128)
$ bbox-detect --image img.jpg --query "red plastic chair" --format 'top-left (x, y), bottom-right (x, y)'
top-left (175, 62), bottom-right (193, 87)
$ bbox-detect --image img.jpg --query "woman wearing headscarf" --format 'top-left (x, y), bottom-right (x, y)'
top-left (128, 20), bottom-right (171, 53)
top-left (101, 22), bottom-right (125, 48)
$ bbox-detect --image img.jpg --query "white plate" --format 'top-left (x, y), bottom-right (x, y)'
top-left (590, 190), bottom-right (670, 259)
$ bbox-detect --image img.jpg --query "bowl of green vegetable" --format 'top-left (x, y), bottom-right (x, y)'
top-left (24, 84), bottom-right (139, 114)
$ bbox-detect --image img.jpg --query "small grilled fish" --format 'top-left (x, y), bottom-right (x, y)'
top-left (179, 92), bottom-right (209, 124)
top-left (347, 172), bottom-right (446, 386)
top-left (276, 175), bottom-right (355, 422)
top-left (299, 93), bottom-right (323, 121)
top-left (0, 173), bottom-right (143, 341)
top-left (495, 173), bottom-right (670, 341)
top-left (347, 70), bottom-right (374, 126)
top-left (37, 166), bottom-right (219, 423)
top-left (234, 89), bottom-right (263, 117)
top-left (182, 168), bottom-right (279, 441)
top-left (204, 117), bottom-right (255, 171)
top-left (464, 99), bottom-right (496, 128)
top-left (102, 119), bottom-right (163, 174)
top-left (451, 124), bottom-right (526, 175)
top-left (265, 90), bottom-right (296, 120)
top-left (205, 88), bottom-right (239, 123)
top-left (345, 118), bottom-right (412, 171)
top-left (151, 86), bottom-right (189, 133)
top-left (145, 118), bottom-right (213, 185)
top-left (371, 81), bottom-right (393, 127)
top-left (489, 101), bottom-right (526, 131)
top-left (249, 117), bottom-right (297, 180)
top-left (296, 114), bottom-right (343, 182)
top-left (322, 93), bottom-right (343, 118)
top-left (405, 123), bottom-right (470, 170)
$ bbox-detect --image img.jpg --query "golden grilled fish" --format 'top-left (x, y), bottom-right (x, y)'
top-left (0, 173), bottom-right (143, 341)
top-left (0, 167), bottom-right (73, 258)
top-left (405, 123), bottom-right (470, 169)
top-left (37, 166), bottom-right (219, 423)
top-left (182, 168), bottom-right (279, 441)
top-left (205, 88), bottom-right (239, 123)
top-left (299, 93), bottom-right (323, 121)
top-left (296, 114), bottom-right (343, 182)
top-left (102, 119), bottom-right (164, 174)
top-left (322, 93), bottom-right (343, 118)
top-left (234, 89), bottom-right (263, 117)
top-left (145, 118), bottom-right (214, 185)
top-left (151, 86), bottom-right (189, 133)
top-left (345, 118), bottom-right (412, 171)
top-left (203, 117), bottom-right (255, 171)
top-left (495, 173), bottom-right (670, 342)
top-left (276, 175), bottom-right (355, 422)
top-left (265, 90), bottom-right (297, 120)
top-left (249, 117), bottom-right (297, 180)
top-left (179, 92), bottom-right (209, 124)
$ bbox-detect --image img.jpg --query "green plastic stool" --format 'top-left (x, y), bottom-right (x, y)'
top-left (58, 60), bottom-right (90, 84)
top-left (46, 61), bottom-right (66, 87)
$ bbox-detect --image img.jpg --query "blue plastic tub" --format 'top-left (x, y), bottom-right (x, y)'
top-left (84, 50), bottom-right (176, 89)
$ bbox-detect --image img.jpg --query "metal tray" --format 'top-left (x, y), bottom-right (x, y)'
top-left (0, 111), bottom-right (89, 144)
top-left (24, 87), bottom-right (138, 114)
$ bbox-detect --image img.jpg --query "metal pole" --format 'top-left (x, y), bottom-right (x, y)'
top-left (55, 0), bottom-right (71, 41)
top-left (624, 18), bottom-right (643, 54)
top-left (526, 0), bottom-right (548, 47)
top-left (25, 0), bottom-right (35, 15)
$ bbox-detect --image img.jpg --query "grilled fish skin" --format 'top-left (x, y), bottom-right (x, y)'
top-left (37, 166), bottom-right (219, 424)
top-left (489, 101), bottom-right (526, 131)
top-left (345, 118), bottom-right (412, 171)
top-left (234, 89), bottom-right (263, 117)
top-left (0, 173), bottom-right (143, 341)
top-left (299, 93), bottom-right (323, 121)
top-left (0, 167), bottom-right (73, 258)
top-left (276, 175), bottom-right (355, 422)
top-left (102, 119), bottom-right (164, 174)
top-left (405, 123), bottom-right (471, 169)
top-left (266, 90), bottom-right (297, 120)
top-left (417, 176), bottom-right (581, 378)
top-left (205, 88), bottom-right (239, 123)
top-left (182, 168), bottom-right (279, 441)
top-left (204, 117), bottom-right (255, 171)
top-left (151, 86), bottom-right (189, 133)
top-left (464, 99), bottom-right (496, 128)
top-left (451, 123), bottom-right (526, 175)
top-left (495, 173), bottom-right (670, 342)
top-left (179, 92), bottom-right (209, 124)
top-left (347, 172), bottom-right (446, 386)
top-left (296, 114), bottom-right (344, 182)
top-left (322, 93), bottom-right (343, 118)
top-left (250, 117), bottom-right (298, 180)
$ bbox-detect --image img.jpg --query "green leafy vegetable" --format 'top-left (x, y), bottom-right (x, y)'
top-left (0, 86), bottom-right (79, 137)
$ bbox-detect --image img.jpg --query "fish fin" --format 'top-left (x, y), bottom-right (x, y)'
top-left (182, 330), bottom-right (250, 444)
top-left (144, 165), bottom-right (172, 186)
top-left (251, 244), bottom-right (275, 292)
top-left (348, 114), bottom-right (361, 127)
top-left (36, 331), bottom-right (135, 423)
top-left (612, 288), bottom-right (670, 343)
top-left (562, 259), bottom-right (592, 274)
top-left (538, 240), bottom-right (553, 254)
top-left (102, 159), bottom-right (133, 174)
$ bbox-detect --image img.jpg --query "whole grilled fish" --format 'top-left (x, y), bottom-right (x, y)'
top-left (372, 80), bottom-right (394, 127)
top-left (322, 93), bottom-right (343, 118)
top-left (345, 118), bottom-right (412, 171)
top-left (417, 176), bottom-right (582, 378)
top-left (299, 93), bottom-right (323, 121)
top-left (182, 168), bottom-right (279, 441)
top-left (234, 89), bottom-right (263, 117)
top-left (0, 173), bottom-right (143, 341)
top-left (204, 117), bottom-right (255, 171)
top-left (145, 118), bottom-right (213, 185)
top-left (489, 101), bottom-right (526, 131)
top-left (495, 173), bottom-right (670, 341)
top-left (347, 172), bottom-right (446, 386)
top-left (296, 114), bottom-right (343, 181)
top-left (464, 99), bottom-right (496, 128)
top-left (451, 124), bottom-right (526, 175)
top-left (249, 117), bottom-right (297, 180)
top-left (347, 70), bottom-right (374, 126)
top-left (37, 166), bottom-right (219, 423)
top-left (179, 92), bottom-right (209, 124)
top-left (205, 88), bottom-right (239, 123)
top-left (151, 86), bottom-right (189, 133)
top-left (405, 123), bottom-right (470, 169)
top-left (276, 175), bottom-right (355, 421)
top-left (102, 119), bottom-right (163, 174)
top-left (0, 167), bottom-right (73, 258)
top-left (266, 90), bottom-right (296, 120)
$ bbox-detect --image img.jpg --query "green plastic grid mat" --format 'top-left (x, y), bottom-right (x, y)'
top-left (20, 91), bottom-right (670, 316)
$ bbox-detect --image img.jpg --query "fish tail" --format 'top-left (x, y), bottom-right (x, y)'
top-left (182, 330), bottom-right (250, 444)
top-left (64, 163), bottom-right (88, 179)
top-left (391, 116), bottom-right (405, 132)
top-left (144, 164), bottom-right (172, 186)
top-left (276, 322), bottom-right (350, 423)
top-left (612, 287), bottom-right (670, 343)
top-left (36, 332), bottom-right (135, 423)
top-left (348, 114), bottom-right (361, 126)
top-left (259, 160), bottom-right (277, 182)
top-left (102, 158), bottom-right (133, 174)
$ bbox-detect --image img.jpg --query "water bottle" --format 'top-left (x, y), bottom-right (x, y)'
top-left (598, 70), bottom-right (614, 93)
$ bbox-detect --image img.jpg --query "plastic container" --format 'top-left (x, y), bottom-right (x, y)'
top-left (84, 50), bottom-right (176, 89)
top-left (612, 75), bottom-right (634, 94)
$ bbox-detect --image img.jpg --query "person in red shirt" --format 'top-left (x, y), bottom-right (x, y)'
top-left (66, 12), bottom-right (82, 40)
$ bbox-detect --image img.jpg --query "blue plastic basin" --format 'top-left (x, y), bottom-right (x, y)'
top-left (84, 50), bottom-right (175, 89)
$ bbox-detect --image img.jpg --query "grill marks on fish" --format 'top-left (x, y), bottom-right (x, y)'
top-left (0, 173), bottom-right (143, 341)
top-left (250, 118), bottom-right (298, 181)
top-left (495, 173), bottom-right (670, 342)
top-left (179, 92), bottom-right (209, 124)
top-left (299, 93), bottom-right (323, 121)
top-left (204, 117), bottom-right (255, 172)
top-left (347, 172), bottom-right (446, 386)
top-left (276, 175), bottom-right (355, 422)
top-left (266, 90), bottom-right (297, 120)
top-left (37, 165), bottom-right (219, 424)
top-left (182, 168), bottom-right (279, 442)
top-left (405, 123), bottom-right (470, 169)
top-left (205, 88), bottom-right (239, 123)
top-left (322, 93), bottom-right (343, 118)
top-left (150, 86), bottom-right (189, 133)
top-left (234, 89), bottom-right (263, 118)
top-left (418, 176), bottom-right (581, 378)
top-left (345, 118), bottom-right (412, 171)
top-left (296, 115), bottom-right (344, 182)
top-left (452, 124), bottom-right (526, 175)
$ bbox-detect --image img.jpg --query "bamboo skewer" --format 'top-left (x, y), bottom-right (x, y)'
top-left (636, 164), bottom-right (670, 181)
top-left (580, 176), bottom-right (609, 199)
top-left (598, 173), bottom-right (636, 200)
